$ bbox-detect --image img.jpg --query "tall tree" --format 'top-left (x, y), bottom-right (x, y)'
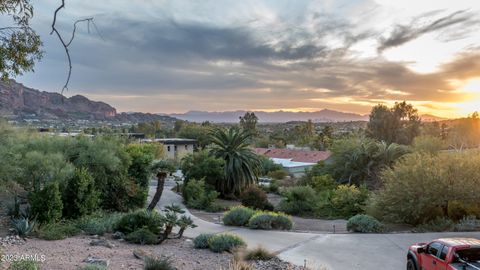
top-left (239, 112), bottom-right (258, 135)
top-left (367, 101), bottom-right (420, 145)
top-left (147, 160), bottom-right (176, 211)
top-left (210, 127), bottom-right (261, 197)
top-left (0, 0), bottom-right (42, 80)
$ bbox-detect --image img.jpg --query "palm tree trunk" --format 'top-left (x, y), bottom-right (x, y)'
top-left (147, 172), bottom-right (167, 211)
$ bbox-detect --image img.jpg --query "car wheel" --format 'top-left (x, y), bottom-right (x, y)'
top-left (406, 259), bottom-right (417, 270)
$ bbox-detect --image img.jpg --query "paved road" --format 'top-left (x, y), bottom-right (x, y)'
top-left (150, 180), bottom-right (480, 270)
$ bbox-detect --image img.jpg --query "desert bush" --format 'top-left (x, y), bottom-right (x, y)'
top-left (36, 222), bottom-right (81, 240)
top-left (193, 234), bottom-right (214, 249)
top-left (347, 214), bottom-right (383, 233)
top-left (367, 152), bottom-right (480, 225)
top-left (29, 181), bottom-right (63, 224)
top-left (183, 179), bottom-right (219, 210)
top-left (125, 228), bottom-right (159, 245)
top-left (244, 246), bottom-right (275, 261)
top-left (62, 168), bottom-right (100, 219)
top-left (277, 186), bottom-right (317, 216)
top-left (6, 195), bottom-right (22, 219)
top-left (307, 175), bottom-right (337, 193)
top-left (115, 210), bottom-right (164, 235)
top-left (267, 169), bottom-right (287, 180)
top-left (223, 207), bottom-right (256, 226)
top-left (248, 212), bottom-right (293, 230)
top-left (413, 135), bottom-right (444, 155)
top-left (240, 186), bottom-right (274, 211)
top-left (414, 217), bottom-right (455, 232)
top-left (455, 216), bottom-right (480, 232)
top-left (76, 212), bottom-right (124, 235)
top-left (208, 234), bottom-right (246, 253)
top-left (181, 150), bottom-right (225, 190)
top-left (11, 217), bottom-right (35, 237)
top-left (144, 256), bottom-right (176, 270)
top-left (8, 260), bottom-right (39, 270)
top-left (329, 185), bottom-right (368, 218)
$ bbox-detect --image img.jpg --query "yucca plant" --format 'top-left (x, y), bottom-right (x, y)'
top-left (163, 204), bottom-right (185, 214)
top-left (176, 216), bottom-right (197, 238)
top-left (12, 217), bottom-right (35, 237)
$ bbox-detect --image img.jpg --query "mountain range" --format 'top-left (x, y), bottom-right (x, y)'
top-left (0, 80), bottom-right (176, 124)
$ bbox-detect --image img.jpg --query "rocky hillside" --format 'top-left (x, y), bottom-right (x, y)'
top-left (0, 80), bottom-right (116, 120)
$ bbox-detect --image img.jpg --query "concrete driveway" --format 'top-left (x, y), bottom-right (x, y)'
top-left (150, 179), bottom-right (480, 270)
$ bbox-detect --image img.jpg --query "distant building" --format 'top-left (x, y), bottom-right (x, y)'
top-left (142, 138), bottom-right (197, 160)
top-left (255, 148), bottom-right (331, 176)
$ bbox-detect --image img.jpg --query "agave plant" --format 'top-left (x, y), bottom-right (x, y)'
top-left (12, 217), bottom-right (35, 237)
top-left (176, 215), bottom-right (197, 238)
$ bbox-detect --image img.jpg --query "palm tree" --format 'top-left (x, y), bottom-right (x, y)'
top-left (210, 127), bottom-right (261, 197)
top-left (147, 160), bottom-right (176, 211)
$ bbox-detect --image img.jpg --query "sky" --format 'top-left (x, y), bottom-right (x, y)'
top-left (16, 0), bottom-right (480, 117)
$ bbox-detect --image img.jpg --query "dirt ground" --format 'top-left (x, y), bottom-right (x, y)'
top-left (2, 236), bottom-right (232, 270)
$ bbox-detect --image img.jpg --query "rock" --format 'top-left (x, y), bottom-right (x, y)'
top-left (133, 249), bottom-right (148, 260)
top-left (83, 256), bottom-right (109, 267)
top-left (112, 231), bottom-right (125, 240)
top-left (90, 239), bottom-right (115, 248)
top-left (251, 257), bottom-right (306, 270)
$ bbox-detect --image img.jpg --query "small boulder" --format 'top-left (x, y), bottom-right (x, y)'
top-left (83, 255), bottom-right (109, 267)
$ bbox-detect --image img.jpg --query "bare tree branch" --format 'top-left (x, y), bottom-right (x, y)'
top-left (50, 0), bottom-right (95, 95)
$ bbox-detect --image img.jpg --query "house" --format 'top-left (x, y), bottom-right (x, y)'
top-left (255, 148), bottom-right (331, 176)
top-left (142, 138), bottom-right (197, 160)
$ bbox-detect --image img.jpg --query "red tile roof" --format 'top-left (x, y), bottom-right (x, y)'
top-left (255, 148), bottom-right (331, 163)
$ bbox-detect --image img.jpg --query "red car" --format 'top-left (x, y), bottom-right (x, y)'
top-left (407, 238), bottom-right (480, 270)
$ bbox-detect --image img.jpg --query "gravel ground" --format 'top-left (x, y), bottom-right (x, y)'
top-left (3, 236), bottom-right (233, 270)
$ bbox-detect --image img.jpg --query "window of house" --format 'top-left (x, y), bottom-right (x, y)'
top-left (185, 145), bottom-right (188, 150)
top-left (174, 145), bottom-right (177, 151)
top-left (167, 146), bottom-right (171, 152)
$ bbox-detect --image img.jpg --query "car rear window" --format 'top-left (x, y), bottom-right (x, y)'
top-left (457, 248), bottom-right (480, 262)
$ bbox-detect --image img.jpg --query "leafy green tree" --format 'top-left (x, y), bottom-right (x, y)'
top-left (447, 112), bottom-right (480, 150)
top-left (210, 127), bottom-right (261, 196)
top-left (180, 150), bottom-right (224, 190)
top-left (0, 0), bottom-right (42, 80)
top-left (62, 168), bottom-right (99, 218)
top-left (178, 123), bottom-right (212, 149)
top-left (367, 101), bottom-right (420, 145)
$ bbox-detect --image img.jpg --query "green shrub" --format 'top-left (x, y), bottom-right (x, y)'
top-left (115, 210), bottom-right (164, 234)
top-left (193, 234), bottom-right (214, 249)
top-left (267, 180), bottom-right (279, 194)
top-left (329, 185), bottom-right (368, 218)
top-left (240, 186), bottom-right (274, 211)
top-left (267, 169), bottom-right (287, 180)
top-left (248, 212), bottom-right (293, 230)
top-left (29, 181), bottom-right (63, 224)
top-left (278, 186), bottom-right (317, 216)
top-left (62, 168), bottom-right (100, 219)
top-left (244, 246), bottom-right (275, 261)
top-left (183, 179), bottom-right (219, 210)
top-left (11, 217), bottom-right (35, 237)
top-left (455, 216), bottom-right (480, 232)
top-left (208, 234), bottom-right (246, 253)
top-left (76, 212), bottom-right (124, 235)
top-left (125, 228), bottom-right (159, 245)
top-left (308, 175), bottom-right (337, 193)
top-left (8, 260), bottom-right (39, 270)
top-left (414, 217), bottom-right (455, 232)
top-left (144, 256), bottom-right (176, 270)
top-left (223, 207), bottom-right (256, 226)
top-left (368, 152), bottom-right (480, 225)
top-left (347, 214), bottom-right (383, 233)
top-left (36, 222), bottom-right (81, 240)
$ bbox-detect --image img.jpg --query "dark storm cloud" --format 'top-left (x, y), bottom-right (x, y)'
top-left (378, 10), bottom-right (477, 52)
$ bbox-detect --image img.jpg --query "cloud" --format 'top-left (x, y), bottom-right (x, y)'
top-left (378, 10), bottom-right (477, 52)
